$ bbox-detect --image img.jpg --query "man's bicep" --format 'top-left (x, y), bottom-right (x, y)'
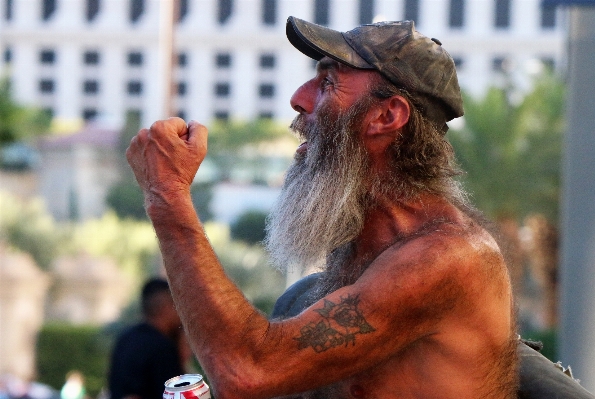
top-left (280, 240), bottom-right (473, 359)
top-left (288, 291), bottom-right (377, 354)
top-left (265, 273), bottom-right (441, 383)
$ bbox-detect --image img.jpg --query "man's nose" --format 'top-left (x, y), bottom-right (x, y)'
top-left (290, 79), bottom-right (316, 114)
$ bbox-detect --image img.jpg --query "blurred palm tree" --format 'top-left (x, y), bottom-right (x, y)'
top-left (448, 70), bottom-right (564, 223)
top-left (0, 78), bottom-right (52, 147)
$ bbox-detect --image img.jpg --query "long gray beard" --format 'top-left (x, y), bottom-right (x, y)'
top-left (264, 101), bottom-right (372, 274)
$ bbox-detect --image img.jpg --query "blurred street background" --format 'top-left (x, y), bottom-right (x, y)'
top-left (0, 0), bottom-right (586, 398)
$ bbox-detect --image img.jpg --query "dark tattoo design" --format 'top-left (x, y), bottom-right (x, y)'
top-left (294, 294), bottom-right (375, 353)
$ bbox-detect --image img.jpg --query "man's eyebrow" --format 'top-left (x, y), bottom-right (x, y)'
top-left (316, 58), bottom-right (340, 72)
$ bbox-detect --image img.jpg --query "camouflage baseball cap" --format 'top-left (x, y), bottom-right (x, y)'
top-left (286, 16), bottom-right (464, 131)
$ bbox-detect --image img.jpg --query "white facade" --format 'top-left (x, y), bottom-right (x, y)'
top-left (0, 0), bottom-right (567, 129)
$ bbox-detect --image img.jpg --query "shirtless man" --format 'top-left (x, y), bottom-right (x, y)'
top-left (126, 17), bottom-right (518, 399)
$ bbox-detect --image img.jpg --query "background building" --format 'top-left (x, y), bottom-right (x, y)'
top-left (0, 0), bottom-right (567, 129)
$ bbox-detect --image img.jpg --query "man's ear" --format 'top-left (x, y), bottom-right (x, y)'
top-left (366, 95), bottom-right (410, 138)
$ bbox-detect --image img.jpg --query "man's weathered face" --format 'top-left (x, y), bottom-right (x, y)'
top-left (264, 94), bottom-right (376, 273)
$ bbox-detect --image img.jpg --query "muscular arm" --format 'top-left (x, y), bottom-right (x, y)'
top-left (126, 118), bottom-right (513, 399)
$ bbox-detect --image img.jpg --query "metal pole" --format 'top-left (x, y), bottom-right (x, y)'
top-left (559, 5), bottom-right (595, 391)
top-left (158, 0), bottom-right (176, 119)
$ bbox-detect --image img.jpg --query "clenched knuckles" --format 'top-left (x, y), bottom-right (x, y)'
top-left (126, 117), bottom-right (208, 197)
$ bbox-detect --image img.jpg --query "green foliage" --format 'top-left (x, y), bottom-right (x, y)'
top-left (191, 182), bottom-right (214, 222)
top-left (448, 71), bottom-right (564, 223)
top-left (230, 210), bottom-right (268, 245)
top-left (118, 111), bottom-right (142, 157)
top-left (0, 191), bottom-right (61, 269)
top-left (208, 119), bottom-right (287, 153)
top-left (66, 212), bottom-right (159, 279)
top-left (206, 119), bottom-right (290, 182)
top-left (106, 111), bottom-right (149, 220)
top-left (36, 323), bottom-right (112, 398)
top-left (105, 181), bottom-right (147, 220)
top-left (0, 78), bottom-right (51, 146)
top-left (0, 191), bottom-right (159, 278)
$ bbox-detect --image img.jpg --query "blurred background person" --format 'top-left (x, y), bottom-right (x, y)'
top-left (108, 278), bottom-right (186, 399)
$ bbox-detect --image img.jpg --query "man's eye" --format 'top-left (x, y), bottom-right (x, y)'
top-left (321, 78), bottom-right (333, 90)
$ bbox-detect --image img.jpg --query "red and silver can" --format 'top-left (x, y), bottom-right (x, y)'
top-left (163, 374), bottom-right (211, 399)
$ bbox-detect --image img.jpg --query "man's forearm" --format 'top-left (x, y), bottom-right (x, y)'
top-left (146, 190), bottom-right (271, 393)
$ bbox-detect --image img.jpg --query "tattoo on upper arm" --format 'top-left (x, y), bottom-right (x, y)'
top-left (294, 294), bottom-right (375, 353)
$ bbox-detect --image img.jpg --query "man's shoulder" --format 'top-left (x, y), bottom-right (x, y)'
top-left (362, 222), bottom-right (509, 309)
top-left (377, 221), bottom-right (502, 274)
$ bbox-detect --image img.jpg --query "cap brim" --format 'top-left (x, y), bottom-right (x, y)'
top-left (286, 17), bottom-right (373, 69)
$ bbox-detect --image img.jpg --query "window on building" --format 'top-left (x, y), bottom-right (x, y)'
top-left (494, 0), bottom-right (510, 28)
top-left (359, 0), bottom-right (374, 25)
top-left (260, 54), bottom-right (275, 69)
top-left (449, 0), bottom-right (464, 28)
top-left (215, 82), bottom-right (231, 97)
top-left (404, 0), bottom-right (419, 23)
top-left (492, 56), bottom-right (508, 72)
top-left (541, 4), bottom-right (556, 29)
top-left (218, 0), bottom-right (233, 24)
top-left (82, 108), bottom-right (98, 121)
top-left (127, 80), bottom-right (143, 95)
top-left (178, 0), bottom-right (188, 22)
top-left (4, 47), bottom-right (12, 64)
top-left (177, 82), bottom-right (187, 96)
top-left (127, 51), bottom-right (144, 66)
top-left (215, 53), bottom-right (231, 68)
top-left (42, 0), bottom-right (56, 21)
top-left (314, 0), bottom-right (329, 25)
top-left (83, 80), bottom-right (99, 94)
top-left (86, 0), bottom-right (100, 22)
top-left (39, 79), bottom-right (55, 93)
top-left (40, 49), bottom-right (56, 64)
top-left (262, 0), bottom-right (276, 25)
top-left (130, 0), bottom-right (144, 23)
top-left (214, 110), bottom-right (229, 121)
top-left (178, 52), bottom-right (187, 67)
top-left (5, 0), bottom-right (13, 21)
top-left (259, 111), bottom-right (274, 119)
top-left (452, 57), bottom-right (464, 69)
top-left (84, 50), bottom-right (100, 65)
top-left (259, 83), bottom-right (275, 98)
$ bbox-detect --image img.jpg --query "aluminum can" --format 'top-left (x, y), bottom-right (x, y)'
top-left (163, 374), bottom-right (211, 399)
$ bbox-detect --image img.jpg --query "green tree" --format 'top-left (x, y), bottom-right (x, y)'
top-left (207, 119), bottom-right (290, 181)
top-left (191, 181), bottom-right (215, 222)
top-left (0, 78), bottom-right (51, 146)
top-left (448, 71), bottom-right (564, 223)
top-left (105, 182), bottom-right (146, 220)
top-left (0, 191), bottom-right (61, 270)
top-left (105, 111), bottom-right (147, 220)
top-left (230, 209), bottom-right (268, 244)
top-left (66, 211), bottom-right (160, 279)
top-left (36, 323), bottom-right (111, 398)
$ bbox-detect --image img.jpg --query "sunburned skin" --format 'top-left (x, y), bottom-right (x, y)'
top-left (126, 54), bottom-right (518, 397)
top-left (273, 220), bottom-right (517, 399)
